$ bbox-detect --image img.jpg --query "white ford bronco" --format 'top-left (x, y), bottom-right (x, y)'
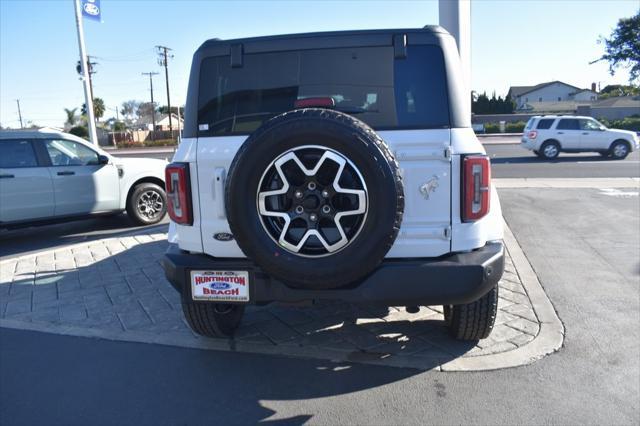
top-left (162, 27), bottom-right (505, 341)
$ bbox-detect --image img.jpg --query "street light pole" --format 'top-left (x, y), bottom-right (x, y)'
top-left (439, 0), bottom-right (471, 117)
top-left (73, 0), bottom-right (98, 145)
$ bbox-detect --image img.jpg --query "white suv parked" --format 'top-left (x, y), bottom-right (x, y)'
top-left (162, 27), bottom-right (505, 341)
top-left (0, 128), bottom-right (168, 228)
top-left (521, 115), bottom-right (639, 159)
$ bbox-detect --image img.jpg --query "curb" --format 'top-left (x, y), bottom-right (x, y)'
top-left (0, 222), bottom-right (564, 372)
top-left (439, 220), bottom-right (564, 371)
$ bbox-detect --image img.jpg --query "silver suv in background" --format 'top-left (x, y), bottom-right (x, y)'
top-left (521, 115), bottom-right (639, 159)
top-left (0, 128), bottom-right (168, 228)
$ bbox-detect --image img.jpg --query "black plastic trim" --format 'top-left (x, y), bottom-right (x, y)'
top-left (162, 241), bottom-right (504, 307)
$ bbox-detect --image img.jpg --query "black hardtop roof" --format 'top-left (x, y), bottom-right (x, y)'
top-left (197, 26), bottom-right (449, 52)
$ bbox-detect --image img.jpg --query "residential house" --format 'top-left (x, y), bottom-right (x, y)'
top-left (137, 113), bottom-right (184, 131)
top-left (507, 81), bottom-right (598, 111)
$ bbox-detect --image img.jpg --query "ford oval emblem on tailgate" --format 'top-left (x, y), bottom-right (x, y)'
top-left (214, 232), bottom-right (234, 241)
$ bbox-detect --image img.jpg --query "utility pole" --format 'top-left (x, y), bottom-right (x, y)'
top-left (142, 72), bottom-right (159, 141)
top-left (73, 0), bottom-right (98, 145)
top-left (156, 45), bottom-right (174, 134)
top-left (16, 99), bottom-right (24, 129)
top-left (76, 57), bottom-right (98, 106)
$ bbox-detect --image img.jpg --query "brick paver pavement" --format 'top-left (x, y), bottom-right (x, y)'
top-left (0, 230), bottom-right (543, 370)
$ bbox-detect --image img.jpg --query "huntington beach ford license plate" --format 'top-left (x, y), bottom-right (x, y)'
top-left (190, 270), bottom-right (250, 302)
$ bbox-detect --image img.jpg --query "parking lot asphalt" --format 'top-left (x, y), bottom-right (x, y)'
top-left (1, 185), bottom-right (638, 425)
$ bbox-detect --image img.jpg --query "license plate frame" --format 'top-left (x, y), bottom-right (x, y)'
top-left (190, 270), bottom-right (250, 302)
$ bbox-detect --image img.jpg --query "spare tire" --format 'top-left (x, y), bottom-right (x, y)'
top-left (225, 108), bottom-right (404, 290)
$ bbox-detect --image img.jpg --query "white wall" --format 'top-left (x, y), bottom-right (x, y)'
top-left (516, 82), bottom-right (578, 107)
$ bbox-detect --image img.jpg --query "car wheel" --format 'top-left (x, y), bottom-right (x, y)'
top-left (182, 303), bottom-right (244, 337)
top-left (540, 141), bottom-right (560, 159)
top-left (225, 108), bottom-right (404, 290)
top-left (609, 140), bottom-right (630, 160)
top-left (444, 285), bottom-right (499, 341)
top-left (126, 182), bottom-right (167, 225)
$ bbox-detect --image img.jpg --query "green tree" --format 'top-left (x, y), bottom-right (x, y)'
top-left (121, 100), bottom-right (141, 123)
top-left (64, 108), bottom-right (78, 128)
top-left (593, 11), bottom-right (640, 82)
top-left (69, 125), bottom-right (89, 138)
top-left (81, 97), bottom-right (106, 121)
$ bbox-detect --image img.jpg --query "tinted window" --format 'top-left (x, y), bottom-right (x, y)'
top-left (198, 45), bottom-right (449, 135)
top-left (536, 119), bottom-right (555, 129)
top-left (525, 118), bottom-right (535, 130)
top-left (0, 140), bottom-right (38, 168)
top-left (556, 119), bottom-right (579, 130)
top-left (579, 119), bottom-right (603, 131)
top-left (44, 139), bottom-right (99, 166)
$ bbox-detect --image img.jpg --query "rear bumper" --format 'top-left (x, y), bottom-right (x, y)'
top-left (162, 241), bottom-right (504, 306)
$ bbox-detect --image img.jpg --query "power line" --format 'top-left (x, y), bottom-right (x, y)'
top-left (142, 71), bottom-right (159, 141)
top-left (156, 45), bottom-right (174, 133)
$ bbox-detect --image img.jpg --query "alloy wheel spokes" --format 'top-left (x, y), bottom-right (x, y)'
top-left (257, 146), bottom-right (368, 257)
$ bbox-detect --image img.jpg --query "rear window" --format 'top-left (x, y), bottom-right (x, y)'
top-left (0, 140), bottom-right (38, 168)
top-left (197, 45), bottom-right (450, 136)
top-left (556, 119), bottom-right (579, 130)
top-left (536, 118), bottom-right (555, 129)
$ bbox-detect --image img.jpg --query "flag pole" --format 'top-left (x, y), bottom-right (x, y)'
top-left (73, 0), bottom-right (98, 145)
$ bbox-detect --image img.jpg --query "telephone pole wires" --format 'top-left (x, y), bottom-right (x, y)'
top-left (16, 99), bottom-right (24, 129)
top-left (142, 71), bottom-right (159, 140)
top-left (156, 45), bottom-right (174, 134)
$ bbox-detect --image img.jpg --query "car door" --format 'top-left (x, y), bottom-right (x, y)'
top-left (0, 139), bottom-right (55, 222)
top-left (41, 139), bottom-right (120, 216)
top-left (579, 118), bottom-right (610, 150)
top-left (554, 118), bottom-right (581, 149)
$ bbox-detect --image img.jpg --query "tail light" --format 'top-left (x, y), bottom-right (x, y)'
top-left (462, 155), bottom-right (491, 222)
top-left (165, 162), bottom-right (193, 225)
top-left (527, 130), bottom-right (538, 139)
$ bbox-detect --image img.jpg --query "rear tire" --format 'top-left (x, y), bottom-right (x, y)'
top-left (182, 303), bottom-right (245, 338)
top-left (539, 141), bottom-right (560, 159)
top-left (444, 285), bottom-right (499, 341)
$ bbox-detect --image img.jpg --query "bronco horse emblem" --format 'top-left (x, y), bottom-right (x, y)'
top-left (419, 175), bottom-right (439, 200)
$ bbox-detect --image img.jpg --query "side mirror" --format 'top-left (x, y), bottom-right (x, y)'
top-left (98, 155), bottom-right (110, 165)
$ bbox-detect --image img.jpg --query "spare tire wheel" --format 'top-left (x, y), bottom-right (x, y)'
top-left (225, 109), bottom-right (404, 290)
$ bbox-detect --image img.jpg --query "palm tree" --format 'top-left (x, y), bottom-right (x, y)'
top-left (64, 108), bottom-right (78, 128)
top-left (81, 97), bottom-right (106, 122)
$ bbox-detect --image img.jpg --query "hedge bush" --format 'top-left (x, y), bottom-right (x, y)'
top-left (597, 117), bottom-right (640, 132)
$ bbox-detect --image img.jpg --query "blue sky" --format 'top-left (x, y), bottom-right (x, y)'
top-left (1, 0), bottom-right (638, 128)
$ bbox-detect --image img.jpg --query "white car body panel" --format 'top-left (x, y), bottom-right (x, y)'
top-left (0, 167), bottom-right (55, 222)
top-left (178, 126), bottom-right (502, 258)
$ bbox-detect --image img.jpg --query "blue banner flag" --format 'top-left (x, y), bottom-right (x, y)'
top-left (81, 0), bottom-right (101, 21)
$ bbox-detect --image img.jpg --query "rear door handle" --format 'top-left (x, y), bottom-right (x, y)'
top-left (0, 174), bottom-right (14, 179)
top-left (57, 171), bottom-right (75, 176)
top-left (557, 132), bottom-right (564, 134)
top-left (582, 132), bottom-right (589, 135)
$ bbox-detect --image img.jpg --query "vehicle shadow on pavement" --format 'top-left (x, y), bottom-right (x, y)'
top-left (0, 214), bottom-right (168, 259)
